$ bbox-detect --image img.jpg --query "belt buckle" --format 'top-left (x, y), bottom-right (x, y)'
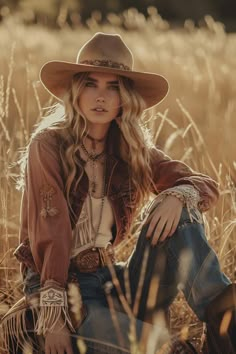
top-left (73, 244), bottom-right (116, 273)
top-left (75, 248), bottom-right (100, 273)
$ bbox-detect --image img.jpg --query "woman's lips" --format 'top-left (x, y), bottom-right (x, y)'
top-left (91, 107), bottom-right (108, 112)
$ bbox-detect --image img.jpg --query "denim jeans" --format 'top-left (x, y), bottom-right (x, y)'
top-left (23, 207), bottom-right (231, 353)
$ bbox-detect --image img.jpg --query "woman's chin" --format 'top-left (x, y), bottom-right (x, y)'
top-left (86, 117), bottom-right (114, 125)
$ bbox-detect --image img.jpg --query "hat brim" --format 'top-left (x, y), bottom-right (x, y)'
top-left (40, 61), bottom-right (169, 109)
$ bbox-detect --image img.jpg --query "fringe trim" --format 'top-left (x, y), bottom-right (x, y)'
top-left (1, 291), bottom-right (75, 352)
top-left (71, 200), bottom-right (91, 257)
top-left (35, 303), bottom-right (75, 336)
top-left (1, 303), bottom-right (40, 354)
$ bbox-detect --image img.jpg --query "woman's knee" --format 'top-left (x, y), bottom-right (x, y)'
top-left (178, 207), bottom-right (203, 228)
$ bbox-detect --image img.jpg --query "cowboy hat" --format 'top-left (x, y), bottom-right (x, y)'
top-left (40, 32), bottom-right (169, 109)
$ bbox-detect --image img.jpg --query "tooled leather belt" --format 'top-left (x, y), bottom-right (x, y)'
top-left (71, 243), bottom-right (116, 273)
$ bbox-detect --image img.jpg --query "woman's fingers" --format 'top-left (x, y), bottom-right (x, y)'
top-left (159, 218), bottom-right (175, 242)
top-left (65, 343), bottom-right (74, 354)
top-left (45, 329), bottom-right (73, 354)
top-left (169, 211), bottom-right (182, 237)
top-left (50, 347), bottom-right (57, 354)
top-left (45, 344), bottom-right (73, 354)
top-left (150, 217), bottom-right (167, 245)
top-left (58, 348), bottom-right (66, 354)
top-left (168, 222), bottom-right (178, 237)
top-left (146, 195), bottom-right (183, 244)
top-left (146, 213), bottom-right (161, 238)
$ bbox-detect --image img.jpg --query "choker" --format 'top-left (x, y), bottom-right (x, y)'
top-left (86, 134), bottom-right (107, 149)
top-left (87, 134), bottom-right (106, 143)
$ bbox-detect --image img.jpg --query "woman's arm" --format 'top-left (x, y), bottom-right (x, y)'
top-left (27, 133), bottom-right (72, 287)
top-left (145, 148), bottom-right (219, 244)
top-left (25, 132), bottom-right (74, 335)
top-left (150, 148), bottom-right (219, 211)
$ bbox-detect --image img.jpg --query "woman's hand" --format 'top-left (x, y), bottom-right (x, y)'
top-left (45, 317), bottom-right (73, 354)
top-left (146, 195), bottom-right (183, 245)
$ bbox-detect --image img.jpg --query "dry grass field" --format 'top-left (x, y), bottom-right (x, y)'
top-left (0, 9), bottom-right (235, 353)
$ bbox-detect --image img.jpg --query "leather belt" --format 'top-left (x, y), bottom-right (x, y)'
top-left (71, 244), bottom-right (116, 273)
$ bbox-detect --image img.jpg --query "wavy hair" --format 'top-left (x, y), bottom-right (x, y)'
top-left (19, 72), bottom-right (156, 219)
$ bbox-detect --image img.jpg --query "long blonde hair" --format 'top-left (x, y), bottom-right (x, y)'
top-left (19, 72), bottom-right (156, 218)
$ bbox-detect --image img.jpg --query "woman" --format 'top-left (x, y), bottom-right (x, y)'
top-left (1, 32), bottom-right (235, 354)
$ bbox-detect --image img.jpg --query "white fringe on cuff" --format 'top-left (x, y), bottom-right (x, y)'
top-left (0, 296), bottom-right (40, 354)
top-left (35, 285), bottom-right (75, 336)
top-left (1, 286), bottom-right (77, 353)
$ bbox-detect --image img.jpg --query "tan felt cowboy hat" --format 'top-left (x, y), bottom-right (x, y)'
top-left (40, 32), bottom-right (169, 109)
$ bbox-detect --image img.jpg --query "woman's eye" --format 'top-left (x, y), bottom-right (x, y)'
top-left (109, 85), bottom-right (120, 91)
top-left (85, 82), bottom-right (96, 87)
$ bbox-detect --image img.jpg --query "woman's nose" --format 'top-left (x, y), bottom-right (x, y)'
top-left (96, 96), bottom-right (105, 103)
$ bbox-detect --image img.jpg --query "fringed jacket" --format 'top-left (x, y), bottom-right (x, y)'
top-left (17, 129), bottom-right (219, 288)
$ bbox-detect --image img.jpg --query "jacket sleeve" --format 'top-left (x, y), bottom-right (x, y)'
top-left (26, 134), bottom-right (72, 288)
top-left (150, 148), bottom-right (219, 211)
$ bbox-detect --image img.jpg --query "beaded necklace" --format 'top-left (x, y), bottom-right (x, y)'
top-left (80, 140), bottom-right (105, 194)
top-left (80, 137), bottom-right (107, 248)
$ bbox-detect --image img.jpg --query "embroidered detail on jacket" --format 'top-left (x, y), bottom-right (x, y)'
top-left (40, 184), bottom-right (59, 218)
top-left (40, 287), bottom-right (67, 307)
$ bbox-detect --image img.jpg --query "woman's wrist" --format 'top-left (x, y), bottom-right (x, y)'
top-left (157, 184), bottom-right (200, 208)
top-left (43, 279), bottom-right (64, 287)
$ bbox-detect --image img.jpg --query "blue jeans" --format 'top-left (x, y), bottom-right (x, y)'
top-left (24, 207), bottom-right (230, 353)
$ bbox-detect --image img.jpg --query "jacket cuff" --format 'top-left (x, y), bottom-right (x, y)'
top-left (159, 184), bottom-right (200, 206)
top-left (35, 282), bottom-right (75, 336)
top-left (147, 184), bottom-right (203, 223)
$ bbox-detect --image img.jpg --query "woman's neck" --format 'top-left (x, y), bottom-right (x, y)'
top-left (87, 122), bottom-right (110, 140)
top-left (83, 122), bottom-right (110, 153)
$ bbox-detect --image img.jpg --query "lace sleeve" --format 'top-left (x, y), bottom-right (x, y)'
top-left (147, 184), bottom-right (203, 223)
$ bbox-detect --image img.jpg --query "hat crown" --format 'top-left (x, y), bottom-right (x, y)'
top-left (77, 32), bottom-right (134, 70)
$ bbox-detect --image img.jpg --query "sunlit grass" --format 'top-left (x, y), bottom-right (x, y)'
top-left (0, 9), bottom-right (235, 353)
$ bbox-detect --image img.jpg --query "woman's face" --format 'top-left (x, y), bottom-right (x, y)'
top-left (78, 72), bottom-right (121, 125)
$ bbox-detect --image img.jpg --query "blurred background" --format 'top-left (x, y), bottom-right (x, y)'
top-left (0, 0), bottom-right (236, 31)
top-left (0, 1), bottom-right (235, 352)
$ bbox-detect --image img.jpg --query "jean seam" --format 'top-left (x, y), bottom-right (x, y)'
top-left (185, 248), bottom-right (214, 305)
top-left (166, 223), bottom-right (205, 296)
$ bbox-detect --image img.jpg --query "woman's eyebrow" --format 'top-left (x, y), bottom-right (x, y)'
top-left (86, 76), bottom-right (119, 85)
top-left (107, 80), bottom-right (119, 85)
top-left (86, 77), bottom-right (97, 82)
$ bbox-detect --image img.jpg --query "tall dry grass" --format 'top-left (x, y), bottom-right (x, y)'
top-left (0, 10), bottom-right (235, 353)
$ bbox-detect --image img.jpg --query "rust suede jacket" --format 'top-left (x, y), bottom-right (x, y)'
top-left (18, 130), bottom-right (219, 288)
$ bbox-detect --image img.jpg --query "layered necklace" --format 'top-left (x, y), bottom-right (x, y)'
top-left (80, 134), bottom-right (106, 194)
top-left (80, 134), bottom-right (107, 247)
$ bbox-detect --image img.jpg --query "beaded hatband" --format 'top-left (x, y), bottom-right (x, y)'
top-left (80, 59), bottom-right (131, 71)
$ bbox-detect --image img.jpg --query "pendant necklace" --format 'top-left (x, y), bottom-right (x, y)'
top-left (80, 136), bottom-right (107, 248)
top-left (80, 140), bottom-right (105, 194)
